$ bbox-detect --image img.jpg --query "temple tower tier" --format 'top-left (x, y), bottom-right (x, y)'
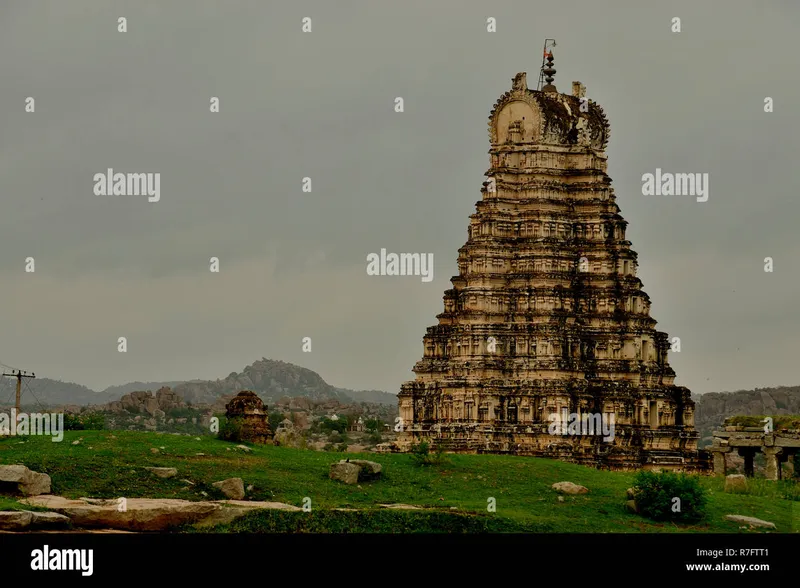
top-left (396, 66), bottom-right (710, 472)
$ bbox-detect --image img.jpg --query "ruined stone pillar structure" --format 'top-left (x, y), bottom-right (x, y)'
top-left (738, 448), bottom-right (756, 478)
top-left (714, 420), bottom-right (800, 480)
top-left (763, 447), bottom-right (783, 481)
top-left (711, 448), bottom-right (729, 476)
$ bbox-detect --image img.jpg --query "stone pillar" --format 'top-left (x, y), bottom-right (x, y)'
top-left (738, 448), bottom-right (756, 478)
top-left (763, 447), bottom-right (783, 481)
top-left (711, 450), bottom-right (728, 476)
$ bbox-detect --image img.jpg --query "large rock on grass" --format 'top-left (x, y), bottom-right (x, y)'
top-left (552, 481), bottom-right (588, 495)
top-left (329, 460), bottom-right (382, 484)
top-left (0, 510), bottom-right (33, 530)
top-left (724, 474), bottom-right (748, 493)
top-left (725, 514), bottom-right (776, 530)
top-left (212, 478), bottom-right (245, 500)
top-left (195, 500), bottom-right (302, 527)
top-left (330, 462), bottom-right (360, 485)
top-left (0, 510), bottom-right (70, 530)
top-left (348, 460), bottom-right (382, 480)
top-left (30, 511), bottom-right (71, 528)
top-left (20, 495), bottom-right (220, 531)
top-left (0, 465), bottom-right (51, 496)
top-left (21, 495), bottom-right (305, 530)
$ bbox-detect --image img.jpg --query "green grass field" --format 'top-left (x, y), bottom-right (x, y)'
top-left (1, 430), bottom-right (797, 533)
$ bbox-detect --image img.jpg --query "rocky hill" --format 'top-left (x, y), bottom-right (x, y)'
top-left (26, 361), bottom-right (800, 438)
top-left (693, 386), bottom-right (800, 445)
top-left (171, 359), bottom-right (353, 405)
top-left (0, 378), bottom-right (111, 407)
top-left (3, 358), bottom-right (397, 409)
top-left (100, 381), bottom-right (192, 400)
top-left (333, 388), bottom-right (397, 405)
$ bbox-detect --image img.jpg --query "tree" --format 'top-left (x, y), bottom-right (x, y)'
top-left (364, 418), bottom-right (382, 433)
top-left (268, 411), bottom-right (284, 432)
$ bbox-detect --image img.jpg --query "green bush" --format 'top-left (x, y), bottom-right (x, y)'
top-left (268, 412), bottom-right (284, 433)
top-left (410, 440), bottom-right (448, 466)
top-left (364, 418), bottom-right (383, 433)
top-left (217, 417), bottom-right (243, 443)
top-left (319, 416), bottom-right (348, 435)
top-left (63, 412), bottom-right (105, 431)
top-left (166, 407), bottom-right (196, 419)
top-left (632, 471), bottom-right (707, 522)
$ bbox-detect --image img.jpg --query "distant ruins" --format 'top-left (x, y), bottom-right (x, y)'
top-left (397, 49), bottom-right (710, 471)
top-left (711, 419), bottom-right (800, 480)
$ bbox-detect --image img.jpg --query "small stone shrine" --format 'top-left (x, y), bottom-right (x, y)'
top-left (224, 390), bottom-right (273, 444)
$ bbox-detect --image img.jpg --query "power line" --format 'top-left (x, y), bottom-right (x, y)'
top-left (22, 378), bottom-right (47, 412)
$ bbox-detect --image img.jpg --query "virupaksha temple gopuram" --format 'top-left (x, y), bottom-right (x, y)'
top-left (396, 52), bottom-right (711, 472)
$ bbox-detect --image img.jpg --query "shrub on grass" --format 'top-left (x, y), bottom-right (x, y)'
top-left (217, 417), bottom-right (243, 443)
top-left (632, 470), bottom-right (707, 522)
top-left (410, 441), bottom-right (448, 466)
top-left (268, 411), bottom-right (284, 433)
top-left (64, 412), bottom-right (105, 431)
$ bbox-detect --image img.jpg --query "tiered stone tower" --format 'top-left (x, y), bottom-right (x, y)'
top-left (397, 62), bottom-right (710, 472)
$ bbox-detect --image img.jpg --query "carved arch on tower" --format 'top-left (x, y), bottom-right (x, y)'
top-left (488, 90), bottom-right (545, 146)
top-left (488, 86), bottom-right (611, 150)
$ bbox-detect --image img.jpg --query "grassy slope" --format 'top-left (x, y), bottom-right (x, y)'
top-left (0, 430), bottom-right (796, 533)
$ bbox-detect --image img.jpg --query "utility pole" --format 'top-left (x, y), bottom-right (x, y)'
top-left (2, 369), bottom-right (35, 420)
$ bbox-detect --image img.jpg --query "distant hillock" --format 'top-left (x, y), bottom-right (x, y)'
top-left (0, 359), bottom-right (397, 409)
top-left (334, 388), bottom-right (397, 406)
top-left (694, 385), bottom-right (800, 445)
top-left (172, 358), bottom-right (354, 405)
top-left (0, 377), bottom-right (109, 407)
top-left (100, 381), bottom-right (190, 400)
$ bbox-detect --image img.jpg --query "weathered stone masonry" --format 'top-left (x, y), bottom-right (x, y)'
top-left (396, 65), bottom-right (710, 472)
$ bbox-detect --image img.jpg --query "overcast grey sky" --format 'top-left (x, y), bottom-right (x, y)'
top-left (0, 0), bottom-right (797, 397)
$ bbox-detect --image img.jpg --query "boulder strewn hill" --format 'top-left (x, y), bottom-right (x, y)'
top-left (3, 358), bottom-right (397, 409)
top-left (694, 386), bottom-right (800, 445)
top-left (0, 378), bottom-right (110, 407)
top-left (26, 360), bottom-right (800, 438)
top-left (100, 381), bottom-right (191, 400)
top-left (172, 359), bottom-right (352, 405)
top-left (333, 388), bottom-right (397, 406)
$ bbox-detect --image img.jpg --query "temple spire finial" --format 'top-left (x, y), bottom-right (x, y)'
top-left (538, 38), bottom-right (557, 92)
